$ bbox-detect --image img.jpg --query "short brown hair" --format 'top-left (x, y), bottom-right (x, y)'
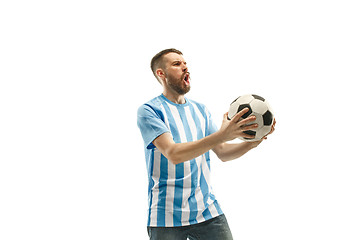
top-left (150, 48), bottom-right (183, 82)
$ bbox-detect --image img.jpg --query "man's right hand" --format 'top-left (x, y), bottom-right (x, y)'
top-left (218, 108), bottom-right (258, 142)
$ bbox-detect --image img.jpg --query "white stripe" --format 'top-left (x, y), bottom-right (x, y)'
top-left (201, 156), bottom-right (212, 198)
top-left (166, 161), bottom-right (176, 227)
top-left (201, 157), bottom-right (212, 188)
top-left (207, 201), bottom-right (220, 218)
top-left (160, 104), bottom-right (170, 130)
top-left (184, 106), bottom-right (199, 141)
top-left (201, 156), bottom-right (219, 218)
top-left (195, 185), bottom-right (206, 223)
top-left (192, 103), bottom-right (206, 137)
top-left (167, 104), bottom-right (192, 225)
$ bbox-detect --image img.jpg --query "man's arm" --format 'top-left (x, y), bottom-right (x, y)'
top-left (212, 118), bottom-right (276, 162)
top-left (212, 142), bottom-right (261, 162)
top-left (152, 108), bottom-right (258, 165)
top-left (152, 131), bottom-right (222, 164)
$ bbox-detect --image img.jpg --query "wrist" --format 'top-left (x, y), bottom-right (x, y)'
top-left (213, 129), bottom-right (227, 145)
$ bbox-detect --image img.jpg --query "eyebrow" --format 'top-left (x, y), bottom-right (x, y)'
top-left (171, 60), bottom-right (186, 65)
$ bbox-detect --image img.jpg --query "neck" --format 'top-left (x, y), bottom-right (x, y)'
top-left (163, 89), bottom-right (186, 104)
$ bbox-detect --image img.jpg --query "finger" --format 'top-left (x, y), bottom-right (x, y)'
top-left (240, 123), bottom-right (258, 131)
top-left (266, 127), bottom-right (274, 136)
top-left (241, 133), bottom-right (256, 139)
top-left (270, 120), bottom-right (276, 132)
top-left (238, 115), bottom-right (256, 126)
top-left (266, 124), bottom-right (275, 137)
top-left (232, 108), bottom-right (249, 122)
top-left (224, 112), bottom-right (230, 121)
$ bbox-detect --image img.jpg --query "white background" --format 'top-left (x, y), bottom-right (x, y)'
top-left (1, 0), bottom-right (359, 239)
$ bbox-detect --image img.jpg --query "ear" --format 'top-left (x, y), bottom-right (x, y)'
top-left (156, 68), bottom-right (166, 82)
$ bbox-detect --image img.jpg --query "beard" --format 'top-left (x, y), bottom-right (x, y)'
top-left (166, 74), bottom-right (191, 95)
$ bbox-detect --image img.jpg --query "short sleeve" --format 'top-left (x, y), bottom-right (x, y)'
top-left (137, 104), bottom-right (170, 149)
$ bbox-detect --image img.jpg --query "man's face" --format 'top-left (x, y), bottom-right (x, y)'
top-left (161, 52), bottom-right (191, 95)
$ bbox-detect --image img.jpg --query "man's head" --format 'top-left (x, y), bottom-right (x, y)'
top-left (150, 48), bottom-right (191, 95)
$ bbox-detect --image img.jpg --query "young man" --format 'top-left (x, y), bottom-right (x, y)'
top-left (137, 48), bottom-right (275, 240)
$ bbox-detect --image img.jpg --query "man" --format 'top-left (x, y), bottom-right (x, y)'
top-left (137, 48), bottom-right (275, 240)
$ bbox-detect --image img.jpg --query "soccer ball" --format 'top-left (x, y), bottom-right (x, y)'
top-left (228, 94), bottom-right (274, 142)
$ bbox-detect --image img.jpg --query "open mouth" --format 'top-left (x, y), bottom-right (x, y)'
top-left (183, 72), bottom-right (190, 84)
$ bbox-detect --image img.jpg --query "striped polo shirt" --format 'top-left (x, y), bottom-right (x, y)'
top-left (137, 94), bottom-right (223, 227)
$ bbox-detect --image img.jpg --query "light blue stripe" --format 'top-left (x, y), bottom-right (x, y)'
top-left (213, 200), bottom-right (223, 216)
top-left (199, 169), bottom-right (210, 208)
top-left (147, 150), bottom-right (155, 226)
top-left (202, 207), bottom-right (212, 221)
top-left (205, 151), bottom-right (211, 170)
top-left (156, 154), bottom-right (168, 226)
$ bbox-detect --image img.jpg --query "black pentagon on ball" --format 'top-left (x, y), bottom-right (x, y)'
top-left (262, 110), bottom-right (273, 126)
top-left (252, 94), bottom-right (265, 102)
top-left (237, 104), bottom-right (252, 118)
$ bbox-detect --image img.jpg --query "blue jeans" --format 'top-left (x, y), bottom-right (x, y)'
top-left (147, 214), bottom-right (233, 240)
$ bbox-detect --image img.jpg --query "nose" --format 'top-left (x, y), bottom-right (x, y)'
top-left (182, 64), bottom-right (188, 73)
